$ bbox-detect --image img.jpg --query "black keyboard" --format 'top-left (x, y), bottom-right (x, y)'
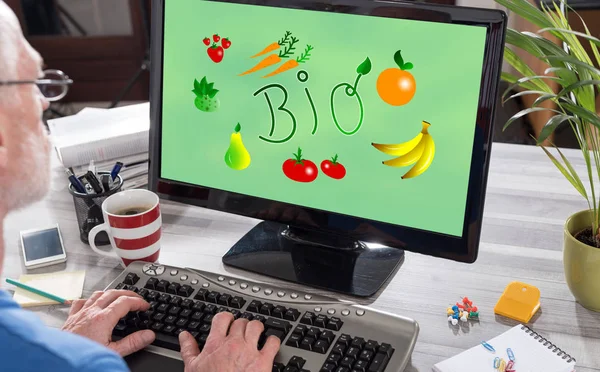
top-left (106, 262), bottom-right (419, 372)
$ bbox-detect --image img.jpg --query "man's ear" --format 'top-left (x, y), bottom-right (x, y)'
top-left (0, 129), bottom-right (7, 169)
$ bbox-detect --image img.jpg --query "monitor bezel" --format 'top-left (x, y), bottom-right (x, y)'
top-left (149, 0), bottom-right (507, 263)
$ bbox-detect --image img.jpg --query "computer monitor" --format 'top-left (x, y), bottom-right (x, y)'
top-left (149, 0), bottom-right (506, 297)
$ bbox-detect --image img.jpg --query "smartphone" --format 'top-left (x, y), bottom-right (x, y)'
top-left (20, 224), bottom-right (67, 269)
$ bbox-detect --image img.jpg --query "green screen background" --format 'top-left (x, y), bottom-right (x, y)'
top-left (161, 0), bottom-right (487, 236)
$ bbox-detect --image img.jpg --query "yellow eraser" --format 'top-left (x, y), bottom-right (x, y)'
top-left (494, 281), bottom-right (541, 323)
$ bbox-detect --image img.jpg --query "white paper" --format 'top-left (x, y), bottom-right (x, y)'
top-left (13, 271), bottom-right (86, 307)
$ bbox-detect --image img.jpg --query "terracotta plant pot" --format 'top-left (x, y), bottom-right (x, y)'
top-left (564, 210), bottom-right (600, 312)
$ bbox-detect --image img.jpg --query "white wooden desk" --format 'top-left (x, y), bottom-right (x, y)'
top-left (2, 143), bottom-right (599, 371)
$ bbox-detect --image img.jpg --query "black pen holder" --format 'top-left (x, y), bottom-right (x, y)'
top-left (68, 172), bottom-right (123, 246)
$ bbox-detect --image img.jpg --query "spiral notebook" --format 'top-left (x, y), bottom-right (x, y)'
top-left (433, 325), bottom-right (576, 372)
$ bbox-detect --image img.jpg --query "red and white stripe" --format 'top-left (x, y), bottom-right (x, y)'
top-left (107, 205), bottom-right (161, 266)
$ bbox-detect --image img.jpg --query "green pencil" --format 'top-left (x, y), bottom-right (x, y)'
top-left (5, 278), bottom-right (72, 305)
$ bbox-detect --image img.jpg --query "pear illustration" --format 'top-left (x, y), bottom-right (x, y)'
top-left (224, 123), bottom-right (251, 170)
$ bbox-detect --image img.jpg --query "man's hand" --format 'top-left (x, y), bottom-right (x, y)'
top-left (62, 290), bottom-right (156, 356)
top-left (179, 312), bottom-right (281, 372)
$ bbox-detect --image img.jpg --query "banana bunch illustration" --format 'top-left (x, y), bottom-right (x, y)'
top-left (372, 121), bottom-right (435, 179)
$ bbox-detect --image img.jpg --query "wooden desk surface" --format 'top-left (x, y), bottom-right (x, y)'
top-left (1, 143), bottom-right (599, 371)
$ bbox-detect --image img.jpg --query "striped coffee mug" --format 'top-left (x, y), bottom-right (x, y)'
top-left (88, 189), bottom-right (161, 267)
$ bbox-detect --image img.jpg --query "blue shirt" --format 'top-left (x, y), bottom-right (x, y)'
top-left (0, 290), bottom-right (129, 372)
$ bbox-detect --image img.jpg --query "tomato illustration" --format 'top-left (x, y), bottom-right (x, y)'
top-left (320, 154), bottom-right (346, 180)
top-left (207, 44), bottom-right (224, 63)
top-left (282, 147), bottom-right (318, 183)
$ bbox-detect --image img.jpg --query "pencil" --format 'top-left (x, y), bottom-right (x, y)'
top-left (5, 278), bottom-right (72, 305)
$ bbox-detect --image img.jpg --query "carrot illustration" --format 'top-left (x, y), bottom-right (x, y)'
top-left (239, 36), bottom-right (299, 76)
top-left (262, 45), bottom-right (313, 78)
top-left (250, 31), bottom-right (292, 58)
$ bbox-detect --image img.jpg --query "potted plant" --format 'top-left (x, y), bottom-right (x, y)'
top-left (498, 0), bottom-right (600, 311)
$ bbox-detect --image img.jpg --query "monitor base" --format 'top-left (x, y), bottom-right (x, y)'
top-left (222, 221), bottom-right (404, 297)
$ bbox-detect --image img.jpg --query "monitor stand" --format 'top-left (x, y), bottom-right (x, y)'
top-left (222, 221), bottom-right (404, 297)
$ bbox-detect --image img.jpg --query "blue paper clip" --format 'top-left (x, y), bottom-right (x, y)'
top-left (507, 348), bottom-right (515, 361)
top-left (481, 341), bottom-right (496, 353)
top-left (493, 357), bottom-right (501, 369)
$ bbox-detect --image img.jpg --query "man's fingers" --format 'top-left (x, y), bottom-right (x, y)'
top-left (207, 312), bottom-right (234, 342)
top-left (111, 330), bottom-right (155, 356)
top-left (228, 318), bottom-right (249, 339)
top-left (244, 320), bottom-right (265, 346)
top-left (103, 296), bottom-right (150, 324)
top-left (83, 291), bottom-right (104, 308)
top-left (261, 335), bottom-right (281, 361)
top-left (95, 290), bottom-right (142, 309)
top-left (179, 331), bottom-right (201, 365)
top-left (68, 299), bottom-right (86, 316)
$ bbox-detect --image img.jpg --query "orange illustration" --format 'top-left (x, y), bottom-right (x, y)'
top-left (376, 50), bottom-right (416, 106)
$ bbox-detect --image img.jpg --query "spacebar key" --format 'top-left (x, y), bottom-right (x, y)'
top-left (152, 333), bottom-right (181, 352)
top-left (368, 352), bottom-right (390, 372)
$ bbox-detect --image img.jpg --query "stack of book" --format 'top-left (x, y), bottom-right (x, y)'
top-left (48, 103), bottom-right (150, 190)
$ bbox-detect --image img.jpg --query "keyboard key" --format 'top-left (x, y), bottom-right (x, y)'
top-left (367, 352), bottom-right (390, 372)
top-left (176, 318), bottom-right (189, 328)
top-left (197, 333), bottom-right (208, 346)
top-left (170, 297), bottom-right (182, 306)
top-left (260, 303), bottom-right (274, 316)
top-left (247, 300), bottom-right (262, 313)
top-left (146, 291), bottom-right (159, 302)
top-left (158, 294), bottom-right (171, 303)
top-left (314, 339), bottom-right (330, 354)
top-left (152, 332), bottom-right (181, 352)
top-left (264, 328), bottom-right (285, 343)
top-left (192, 301), bottom-right (205, 312)
top-left (353, 360), bottom-right (368, 372)
top-left (240, 312), bottom-right (253, 320)
top-left (360, 350), bottom-right (374, 361)
top-left (327, 353), bottom-right (341, 365)
top-left (253, 315), bottom-right (267, 323)
top-left (230, 296), bottom-right (246, 309)
top-left (306, 327), bottom-right (321, 340)
top-left (338, 334), bottom-right (352, 346)
top-left (114, 321), bottom-right (127, 336)
top-left (204, 314), bottom-right (214, 324)
top-left (199, 323), bottom-right (211, 333)
top-left (265, 318), bottom-right (292, 334)
top-left (148, 301), bottom-right (159, 311)
top-left (115, 283), bottom-right (125, 290)
top-left (191, 311), bottom-right (204, 321)
top-left (378, 343), bottom-right (393, 358)
top-left (300, 337), bottom-right (315, 351)
top-left (351, 337), bottom-right (365, 349)
top-left (181, 299), bottom-right (194, 309)
top-left (283, 367), bottom-right (298, 372)
top-left (145, 277), bottom-right (158, 290)
top-left (169, 306), bottom-right (182, 316)
top-left (188, 321), bottom-right (201, 331)
top-left (300, 312), bottom-right (315, 325)
top-left (326, 317), bottom-right (343, 331)
top-left (124, 273), bottom-right (139, 285)
top-left (167, 283), bottom-right (181, 295)
top-left (288, 356), bottom-right (306, 369)
top-left (194, 288), bottom-right (208, 301)
top-left (320, 363), bottom-right (336, 372)
top-left (315, 314), bottom-right (328, 328)
top-left (204, 304), bottom-right (217, 315)
top-left (178, 285), bottom-right (194, 297)
top-left (332, 343), bottom-right (347, 355)
top-left (320, 330), bottom-right (335, 344)
top-left (151, 322), bottom-right (164, 332)
top-left (157, 303), bottom-right (170, 313)
top-left (336, 366), bottom-right (350, 372)
top-left (139, 310), bottom-right (154, 320)
top-left (346, 347), bottom-right (360, 359)
top-left (189, 331), bottom-right (200, 339)
top-left (272, 305), bottom-right (286, 318)
top-left (174, 328), bottom-right (186, 337)
top-left (139, 319), bottom-right (151, 329)
top-left (180, 309), bottom-right (193, 318)
top-left (164, 315), bottom-right (177, 325)
top-left (231, 309), bottom-right (241, 319)
top-left (364, 340), bottom-right (378, 352)
top-left (218, 293), bottom-right (232, 306)
top-left (153, 313), bottom-right (166, 322)
top-left (206, 291), bottom-right (220, 303)
top-left (284, 308), bottom-right (301, 321)
top-left (286, 333), bottom-right (302, 347)
top-left (273, 362), bottom-right (285, 372)
top-left (138, 288), bottom-right (149, 298)
top-left (163, 325), bottom-right (176, 335)
top-left (156, 280), bottom-right (170, 292)
top-left (293, 325), bottom-right (308, 337)
top-left (218, 307), bottom-right (229, 313)
top-left (340, 356), bottom-right (354, 369)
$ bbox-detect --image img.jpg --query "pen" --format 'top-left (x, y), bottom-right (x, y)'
top-left (84, 171), bottom-right (103, 194)
top-left (110, 162), bottom-right (123, 181)
top-left (481, 341), bottom-right (495, 353)
top-left (5, 278), bottom-right (72, 305)
top-left (65, 169), bottom-right (86, 194)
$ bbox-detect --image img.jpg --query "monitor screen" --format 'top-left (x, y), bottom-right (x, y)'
top-left (159, 0), bottom-right (488, 237)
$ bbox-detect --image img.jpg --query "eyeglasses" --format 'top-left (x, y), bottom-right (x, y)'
top-left (0, 69), bottom-right (73, 102)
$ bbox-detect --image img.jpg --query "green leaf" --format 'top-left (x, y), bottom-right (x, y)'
top-left (503, 89), bottom-right (548, 105)
top-left (194, 79), bottom-right (201, 92)
top-left (561, 102), bottom-right (600, 129)
top-left (537, 114), bottom-right (575, 143)
top-left (555, 144), bottom-right (588, 199)
top-left (503, 107), bottom-right (562, 131)
top-left (504, 75), bottom-right (560, 102)
top-left (356, 57), bottom-right (372, 76)
top-left (393, 50), bottom-right (404, 69)
top-left (235, 123), bottom-right (241, 132)
top-left (495, 0), bottom-right (553, 31)
top-left (538, 27), bottom-right (600, 47)
top-left (200, 77), bottom-right (208, 95)
top-left (539, 145), bottom-right (588, 199)
top-left (532, 93), bottom-right (557, 107)
top-left (402, 62), bottom-right (414, 70)
top-left (501, 72), bottom-right (539, 92)
top-left (208, 89), bottom-right (219, 98)
top-left (556, 80), bottom-right (600, 100)
top-left (206, 82), bottom-right (214, 92)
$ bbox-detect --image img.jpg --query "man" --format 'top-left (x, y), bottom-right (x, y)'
top-left (0, 3), bottom-right (280, 371)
